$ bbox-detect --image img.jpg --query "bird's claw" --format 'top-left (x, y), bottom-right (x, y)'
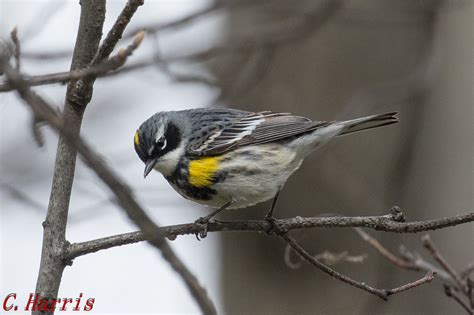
top-left (194, 216), bottom-right (211, 240)
top-left (264, 215), bottom-right (287, 235)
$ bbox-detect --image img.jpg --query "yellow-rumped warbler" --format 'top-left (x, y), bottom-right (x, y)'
top-left (134, 108), bottom-right (398, 219)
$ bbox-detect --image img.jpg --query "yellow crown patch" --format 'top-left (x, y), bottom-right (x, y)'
top-left (134, 131), bottom-right (140, 147)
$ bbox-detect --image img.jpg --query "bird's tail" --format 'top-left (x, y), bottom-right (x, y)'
top-left (290, 111), bottom-right (399, 158)
top-left (337, 112), bottom-right (399, 136)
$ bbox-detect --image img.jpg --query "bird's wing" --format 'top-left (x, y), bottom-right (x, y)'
top-left (187, 110), bottom-right (330, 156)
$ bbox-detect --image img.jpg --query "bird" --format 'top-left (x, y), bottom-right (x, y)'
top-left (134, 108), bottom-right (398, 224)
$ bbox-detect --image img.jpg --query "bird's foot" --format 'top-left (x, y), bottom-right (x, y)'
top-left (193, 201), bottom-right (233, 240)
top-left (194, 215), bottom-right (213, 240)
top-left (264, 214), bottom-right (287, 235)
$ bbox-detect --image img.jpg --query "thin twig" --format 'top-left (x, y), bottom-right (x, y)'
top-left (468, 278), bottom-right (474, 309)
top-left (10, 27), bottom-right (20, 70)
top-left (0, 32), bottom-right (144, 92)
top-left (0, 0), bottom-right (344, 93)
top-left (31, 115), bottom-right (45, 147)
top-left (355, 228), bottom-right (455, 283)
top-left (354, 227), bottom-right (418, 269)
top-left (385, 271), bottom-right (436, 296)
top-left (445, 284), bottom-right (474, 315)
top-left (91, 0), bottom-right (144, 65)
top-left (281, 233), bottom-right (436, 300)
top-left (26, 2), bottom-right (107, 314)
top-left (284, 245), bottom-right (367, 269)
top-left (355, 228), bottom-right (473, 313)
top-left (422, 234), bottom-right (466, 292)
top-left (0, 182), bottom-right (44, 212)
top-left (123, 0), bottom-right (224, 39)
top-left (150, 34), bottom-right (218, 86)
top-left (461, 263), bottom-right (474, 279)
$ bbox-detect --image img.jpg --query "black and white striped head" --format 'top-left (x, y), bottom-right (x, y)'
top-left (134, 112), bottom-right (183, 177)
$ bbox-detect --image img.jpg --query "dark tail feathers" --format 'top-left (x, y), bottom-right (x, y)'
top-left (339, 112), bottom-right (399, 136)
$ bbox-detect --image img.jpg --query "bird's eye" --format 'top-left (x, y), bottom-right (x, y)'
top-left (156, 137), bottom-right (167, 149)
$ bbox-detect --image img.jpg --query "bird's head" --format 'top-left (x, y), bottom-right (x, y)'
top-left (134, 113), bottom-right (183, 178)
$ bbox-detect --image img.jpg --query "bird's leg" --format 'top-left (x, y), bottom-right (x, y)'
top-left (195, 200), bottom-right (233, 240)
top-left (265, 190), bottom-right (281, 220)
top-left (265, 189), bottom-right (287, 235)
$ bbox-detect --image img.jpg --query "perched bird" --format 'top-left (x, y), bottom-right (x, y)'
top-left (134, 108), bottom-right (398, 221)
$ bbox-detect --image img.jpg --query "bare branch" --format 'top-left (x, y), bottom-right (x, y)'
top-left (422, 234), bottom-right (466, 292)
top-left (91, 0), bottom-right (144, 65)
top-left (65, 210), bottom-right (474, 260)
top-left (445, 284), bottom-right (474, 315)
top-left (28, 2), bottom-right (107, 313)
top-left (462, 263), bottom-right (474, 279)
top-left (123, 0), bottom-right (224, 39)
top-left (354, 227), bottom-right (419, 270)
top-left (385, 271), bottom-right (436, 296)
top-left (354, 228), bottom-right (474, 314)
top-left (468, 278), bottom-right (474, 309)
top-left (0, 31), bottom-right (145, 92)
top-left (0, 182), bottom-right (44, 212)
top-left (284, 245), bottom-right (367, 269)
top-left (31, 113), bottom-right (46, 147)
top-left (281, 233), bottom-right (436, 300)
top-left (0, 0), bottom-right (343, 92)
top-left (10, 27), bottom-right (20, 70)
top-left (354, 228), bottom-right (457, 283)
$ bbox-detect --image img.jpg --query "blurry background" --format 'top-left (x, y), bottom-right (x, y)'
top-left (0, 0), bottom-right (472, 314)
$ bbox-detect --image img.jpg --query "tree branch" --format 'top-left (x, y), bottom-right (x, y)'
top-left (281, 233), bottom-right (436, 300)
top-left (355, 228), bottom-right (474, 314)
top-left (10, 27), bottom-right (20, 70)
top-left (30, 2), bottom-right (106, 314)
top-left (0, 31), bottom-right (144, 92)
top-left (91, 0), bottom-right (144, 66)
top-left (353, 227), bottom-right (418, 269)
top-left (65, 210), bottom-right (474, 260)
top-left (422, 234), bottom-right (467, 292)
top-left (0, 0), bottom-right (343, 92)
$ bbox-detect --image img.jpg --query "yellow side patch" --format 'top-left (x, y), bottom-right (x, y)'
top-left (188, 156), bottom-right (222, 188)
top-left (134, 131), bottom-right (140, 147)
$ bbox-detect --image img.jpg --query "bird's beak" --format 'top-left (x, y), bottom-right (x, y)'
top-left (144, 158), bottom-right (158, 178)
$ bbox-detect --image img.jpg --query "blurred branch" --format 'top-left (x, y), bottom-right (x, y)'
top-left (1, 59), bottom-right (217, 315)
top-left (0, 182), bottom-right (44, 213)
top-left (284, 246), bottom-right (367, 269)
top-left (1, 0), bottom-right (343, 92)
top-left (421, 234), bottom-right (467, 292)
top-left (355, 228), bottom-right (474, 314)
top-left (281, 233), bottom-right (436, 300)
top-left (123, 0), bottom-right (224, 39)
top-left (0, 32), bottom-right (145, 92)
top-left (445, 284), bottom-right (474, 315)
top-left (353, 227), bottom-right (418, 270)
top-left (10, 27), bottom-right (20, 71)
top-left (150, 34), bottom-right (219, 86)
top-left (461, 263), bottom-right (474, 279)
top-left (91, 0), bottom-right (144, 66)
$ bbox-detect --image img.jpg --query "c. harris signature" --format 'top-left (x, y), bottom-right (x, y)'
top-left (2, 293), bottom-right (95, 312)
